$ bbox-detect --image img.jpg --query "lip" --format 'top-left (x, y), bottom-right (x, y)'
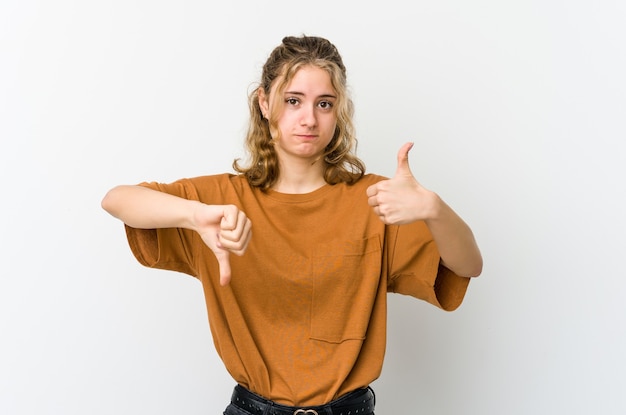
top-left (296, 134), bottom-right (318, 140)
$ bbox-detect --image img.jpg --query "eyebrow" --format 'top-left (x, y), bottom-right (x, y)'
top-left (284, 90), bottom-right (337, 99)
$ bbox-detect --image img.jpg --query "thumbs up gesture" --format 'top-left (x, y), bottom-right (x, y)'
top-left (366, 142), bottom-right (436, 225)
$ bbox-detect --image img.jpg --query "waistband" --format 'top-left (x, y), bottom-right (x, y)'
top-left (230, 385), bottom-right (376, 415)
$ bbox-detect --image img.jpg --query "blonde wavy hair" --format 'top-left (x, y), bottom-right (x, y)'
top-left (233, 35), bottom-right (365, 190)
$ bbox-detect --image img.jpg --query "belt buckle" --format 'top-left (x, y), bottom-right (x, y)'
top-left (293, 410), bottom-right (319, 415)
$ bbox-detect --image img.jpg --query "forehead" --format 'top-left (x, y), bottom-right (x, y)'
top-left (277, 65), bottom-right (336, 96)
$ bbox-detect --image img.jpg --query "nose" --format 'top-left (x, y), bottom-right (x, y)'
top-left (300, 105), bottom-right (317, 127)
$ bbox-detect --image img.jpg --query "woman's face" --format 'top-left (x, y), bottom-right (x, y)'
top-left (260, 65), bottom-right (338, 164)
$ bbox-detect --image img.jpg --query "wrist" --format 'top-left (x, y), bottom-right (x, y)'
top-left (422, 190), bottom-right (444, 221)
top-left (188, 200), bottom-right (209, 232)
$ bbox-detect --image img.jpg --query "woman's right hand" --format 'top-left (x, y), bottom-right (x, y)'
top-left (193, 204), bottom-right (252, 286)
top-left (102, 185), bottom-right (252, 286)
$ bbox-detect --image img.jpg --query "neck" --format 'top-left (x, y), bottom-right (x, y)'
top-left (273, 157), bottom-right (327, 194)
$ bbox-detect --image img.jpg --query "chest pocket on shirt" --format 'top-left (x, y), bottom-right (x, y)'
top-left (310, 235), bottom-right (382, 343)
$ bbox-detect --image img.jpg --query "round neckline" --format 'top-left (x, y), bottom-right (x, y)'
top-left (263, 183), bottom-right (334, 203)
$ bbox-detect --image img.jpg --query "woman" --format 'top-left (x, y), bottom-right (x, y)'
top-left (102, 35), bottom-right (482, 415)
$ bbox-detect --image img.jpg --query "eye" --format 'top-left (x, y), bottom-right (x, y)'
top-left (285, 97), bottom-right (300, 106)
top-left (318, 100), bottom-right (334, 110)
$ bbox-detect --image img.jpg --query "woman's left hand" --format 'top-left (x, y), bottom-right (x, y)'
top-left (366, 142), bottom-right (438, 225)
top-left (367, 142), bottom-right (483, 277)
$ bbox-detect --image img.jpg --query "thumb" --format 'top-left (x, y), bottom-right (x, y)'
top-left (214, 249), bottom-right (232, 286)
top-left (394, 142), bottom-right (414, 178)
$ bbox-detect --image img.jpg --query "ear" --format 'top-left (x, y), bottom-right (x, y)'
top-left (257, 87), bottom-right (269, 119)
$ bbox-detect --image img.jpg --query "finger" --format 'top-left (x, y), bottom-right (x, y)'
top-left (214, 249), bottom-right (232, 286)
top-left (220, 212), bottom-right (250, 248)
top-left (235, 223), bottom-right (253, 255)
top-left (394, 142), bottom-right (415, 178)
top-left (366, 184), bottom-right (378, 197)
top-left (225, 217), bottom-right (253, 256)
top-left (367, 195), bottom-right (379, 207)
top-left (220, 205), bottom-right (239, 230)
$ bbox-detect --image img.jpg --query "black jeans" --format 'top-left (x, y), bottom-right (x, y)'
top-left (223, 385), bottom-right (376, 415)
top-left (223, 404), bottom-right (254, 415)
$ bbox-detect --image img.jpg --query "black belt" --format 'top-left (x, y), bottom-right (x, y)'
top-left (229, 384), bottom-right (376, 415)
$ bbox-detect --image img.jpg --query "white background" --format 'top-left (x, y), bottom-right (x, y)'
top-left (1, 1), bottom-right (625, 414)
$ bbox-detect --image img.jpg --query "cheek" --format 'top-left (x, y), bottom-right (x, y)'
top-left (323, 119), bottom-right (338, 139)
top-left (275, 114), bottom-right (293, 133)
